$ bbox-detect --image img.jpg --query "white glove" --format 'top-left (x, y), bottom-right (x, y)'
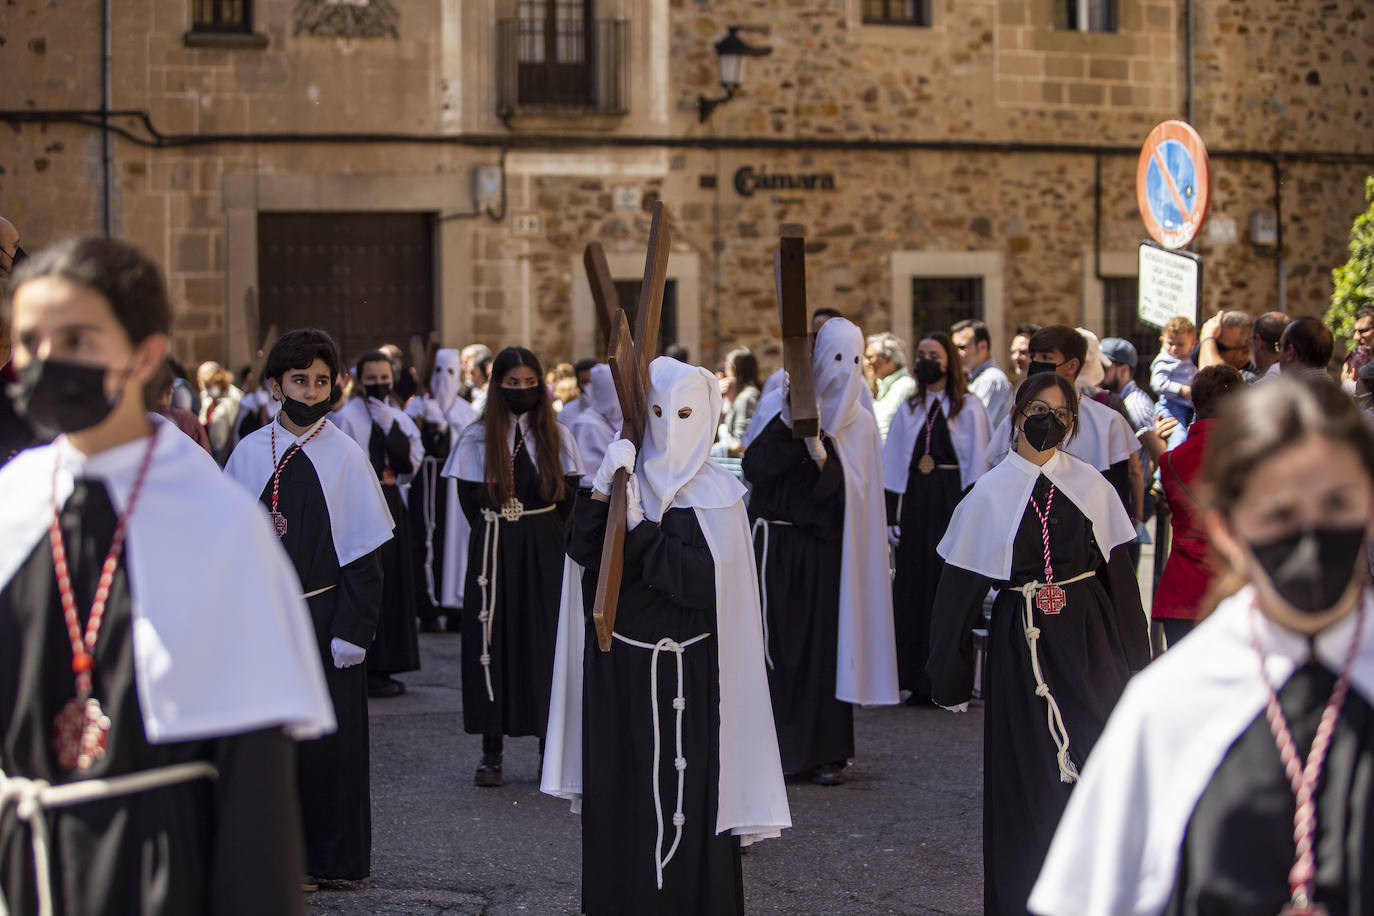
top-left (422, 399), bottom-right (447, 428)
top-left (594, 439), bottom-right (637, 494)
top-left (366, 397), bottom-right (393, 431)
top-left (330, 637), bottom-right (366, 669)
top-left (804, 435), bottom-right (827, 463)
top-left (625, 473), bottom-right (646, 530)
top-left (780, 372), bottom-right (793, 428)
top-left (887, 525), bottom-right (902, 548)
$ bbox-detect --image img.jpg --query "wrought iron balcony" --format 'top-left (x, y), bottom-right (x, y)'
top-left (496, 18), bottom-right (629, 119)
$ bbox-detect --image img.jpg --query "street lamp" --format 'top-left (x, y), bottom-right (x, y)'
top-left (698, 26), bottom-right (772, 124)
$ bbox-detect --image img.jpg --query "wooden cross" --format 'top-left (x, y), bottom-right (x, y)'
top-left (591, 201), bottom-right (671, 652)
top-left (583, 241), bottom-right (619, 351)
top-left (775, 224), bottom-right (819, 438)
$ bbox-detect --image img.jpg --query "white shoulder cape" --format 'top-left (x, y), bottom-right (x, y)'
top-left (0, 419), bottom-right (336, 743)
top-left (224, 417), bottom-right (395, 567)
top-left (938, 448), bottom-right (1136, 580)
top-left (541, 497), bottom-right (792, 845)
top-left (444, 416), bottom-right (583, 483)
top-left (881, 390), bottom-right (992, 495)
top-left (1029, 586), bottom-right (1374, 916)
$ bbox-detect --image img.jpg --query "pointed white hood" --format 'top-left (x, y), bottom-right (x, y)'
top-left (430, 348), bottom-right (463, 415)
top-left (813, 318), bottom-right (869, 436)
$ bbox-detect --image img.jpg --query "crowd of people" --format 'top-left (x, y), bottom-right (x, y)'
top-left (1, 229), bottom-right (1373, 916)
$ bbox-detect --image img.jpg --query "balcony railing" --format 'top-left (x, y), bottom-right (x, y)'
top-left (497, 18), bottom-right (629, 118)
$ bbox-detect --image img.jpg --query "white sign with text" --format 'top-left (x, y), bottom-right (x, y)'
top-left (1137, 242), bottom-right (1201, 329)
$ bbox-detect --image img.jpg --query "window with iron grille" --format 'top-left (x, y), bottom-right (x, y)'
top-left (861, 0), bottom-right (931, 27)
top-left (498, 1), bottom-right (628, 115)
top-left (192, 0), bottom-right (251, 32)
top-left (911, 277), bottom-right (983, 342)
top-left (1101, 276), bottom-right (1158, 391)
top-left (1054, 0), bottom-right (1117, 32)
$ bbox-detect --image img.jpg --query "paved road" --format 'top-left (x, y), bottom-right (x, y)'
top-left (308, 631), bottom-right (985, 915)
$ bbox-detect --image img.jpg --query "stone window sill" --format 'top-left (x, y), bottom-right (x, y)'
top-left (182, 30), bottom-right (270, 50)
top-left (501, 110), bottom-right (628, 133)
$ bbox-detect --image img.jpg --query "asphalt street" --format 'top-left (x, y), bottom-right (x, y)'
top-left (307, 630), bottom-right (985, 916)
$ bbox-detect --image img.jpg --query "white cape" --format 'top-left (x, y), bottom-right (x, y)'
top-left (224, 416), bottom-right (395, 568)
top-left (0, 418), bottom-right (336, 743)
top-left (1030, 586), bottom-right (1374, 916)
top-left (881, 390), bottom-right (992, 496)
top-left (938, 448), bottom-right (1136, 580)
top-left (405, 392), bottom-right (480, 609)
top-left (332, 395), bottom-right (425, 474)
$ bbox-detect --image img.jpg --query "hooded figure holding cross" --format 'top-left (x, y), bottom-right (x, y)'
top-left (543, 356), bottom-right (790, 915)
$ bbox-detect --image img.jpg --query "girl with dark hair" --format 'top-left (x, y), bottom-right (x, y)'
top-left (1033, 378), bottom-right (1374, 916)
top-left (928, 371), bottom-right (1149, 915)
top-left (882, 331), bottom-right (991, 704)
top-left (716, 347), bottom-right (761, 457)
top-left (444, 346), bottom-right (582, 786)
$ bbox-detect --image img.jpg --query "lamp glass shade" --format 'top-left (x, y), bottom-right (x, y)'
top-left (717, 52), bottom-right (744, 89)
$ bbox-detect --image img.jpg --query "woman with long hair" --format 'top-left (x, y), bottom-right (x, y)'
top-left (1033, 378), bottom-right (1374, 916)
top-left (929, 371), bottom-right (1149, 914)
top-left (444, 346), bottom-right (582, 786)
top-left (882, 330), bottom-right (991, 704)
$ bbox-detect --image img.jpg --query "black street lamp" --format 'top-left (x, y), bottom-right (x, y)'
top-left (698, 26), bottom-right (772, 124)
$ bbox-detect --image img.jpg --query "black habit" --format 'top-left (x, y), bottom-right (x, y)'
top-left (256, 452), bottom-right (381, 881)
top-left (887, 401), bottom-right (964, 702)
top-left (567, 494), bottom-right (744, 916)
top-left (409, 418), bottom-right (451, 625)
top-left (362, 419), bottom-right (421, 677)
top-left (742, 416), bottom-right (853, 775)
top-left (0, 480), bottom-right (307, 915)
top-left (928, 473), bottom-right (1149, 916)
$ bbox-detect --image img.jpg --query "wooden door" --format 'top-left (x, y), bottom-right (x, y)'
top-left (516, 0), bottom-right (593, 107)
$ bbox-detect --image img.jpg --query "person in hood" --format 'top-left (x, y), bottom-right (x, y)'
top-left (1032, 378), bottom-right (1374, 916)
top-left (929, 370), bottom-right (1149, 915)
top-left (883, 331), bottom-right (992, 705)
top-left (544, 356), bottom-right (790, 915)
top-left (2, 237), bottom-right (335, 914)
top-left (333, 350), bottom-right (424, 698)
top-left (446, 347), bottom-right (582, 787)
top-left (742, 317), bottom-right (899, 786)
top-left (406, 348), bottom-right (480, 633)
top-left (570, 362), bottom-right (623, 479)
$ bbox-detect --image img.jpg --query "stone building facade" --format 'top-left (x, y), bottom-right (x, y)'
top-left (1, 0), bottom-right (1370, 373)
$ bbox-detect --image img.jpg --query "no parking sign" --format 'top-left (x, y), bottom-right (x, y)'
top-left (1136, 120), bottom-right (1210, 249)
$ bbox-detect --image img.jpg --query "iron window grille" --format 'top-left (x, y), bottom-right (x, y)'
top-left (861, 0), bottom-right (931, 27)
top-left (191, 0), bottom-right (251, 33)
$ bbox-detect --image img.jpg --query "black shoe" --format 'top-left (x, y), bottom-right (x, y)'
top-left (474, 753), bottom-right (503, 787)
top-left (418, 618), bottom-right (442, 633)
top-left (444, 614), bottom-right (462, 633)
top-left (809, 762), bottom-right (846, 786)
top-left (302, 876), bottom-right (319, 893)
top-left (367, 674), bottom-right (405, 698)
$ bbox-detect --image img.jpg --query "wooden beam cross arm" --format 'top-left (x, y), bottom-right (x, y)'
top-left (583, 241), bottom-right (619, 352)
top-left (592, 201), bottom-right (671, 652)
top-left (776, 223), bottom-right (819, 439)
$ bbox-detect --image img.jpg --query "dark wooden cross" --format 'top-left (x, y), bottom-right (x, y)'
top-left (583, 241), bottom-right (619, 351)
top-left (776, 224), bottom-right (819, 438)
top-left (590, 201), bottom-right (671, 652)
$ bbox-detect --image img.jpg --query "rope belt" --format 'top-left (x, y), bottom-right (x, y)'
top-left (301, 584), bottom-right (335, 600)
top-left (476, 503), bottom-right (558, 702)
top-left (750, 517), bottom-right (793, 670)
top-left (419, 455), bottom-right (442, 606)
top-left (611, 631), bottom-right (711, 891)
top-left (1008, 568), bottom-right (1097, 784)
top-left (0, 761), bottom-right (218, 916)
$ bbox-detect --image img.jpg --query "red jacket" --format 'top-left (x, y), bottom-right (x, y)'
top-left (1153, 419), bottom-right (1217, 620)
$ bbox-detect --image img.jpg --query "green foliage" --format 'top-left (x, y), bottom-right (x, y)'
top-left (1327, 176), bottom-right (1374, 345)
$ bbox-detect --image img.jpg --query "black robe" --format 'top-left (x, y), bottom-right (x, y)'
top-left (928, 474), bottom-right (1149, 916)
top-left (363, 419), bottom-right (421, 676)
top-left (1165, 663), bottom-right (1374, 915)
top-left (258, 452), bottom-right (382, 881)
top-left (567, 495), bottom-right (744, 916)
top-left (0, 479), bottom-right (307, 915)
top-left (409, 418), bottom-right (451, 624)
top-left (455, 440), bottom-right (578, 739)
top-left (742, 416), bottom-right (853, 775)
top-left (887, 402), bottom-right (964, 701)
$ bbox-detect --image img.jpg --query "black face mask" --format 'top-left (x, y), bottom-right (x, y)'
top-left (1248, 525), bottom-right (1367, 616)
top-left (1021, 412), bottom-right (1068, 452)
top-left (8, 358), bottom-right (122, 440)
top-left (914, 358), bottom-right (945, 386)
top-left (281, 395), bottom-right (332, 427)
top-left (1027, 359), bottom-right (1061, 378)
top-left (364, 382), bottom-right (392, 402)
top-left (500, 386), bottom-right (541, 416)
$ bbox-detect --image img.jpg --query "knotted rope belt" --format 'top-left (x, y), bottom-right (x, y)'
top-left (0, 761), bottom-right (218, 916)
top-left (419, 455), bottom-right (442, 606)
top-left (611, 631), bottom-right (711, 891)
top-left (749, 517), bottom-right (795, 671)
top-left (1008, 568), bottom-right (1097, 784)
top-left (475, 502), bottom-right (558, 702)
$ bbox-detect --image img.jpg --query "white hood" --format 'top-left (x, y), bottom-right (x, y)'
top-left (430, 348), bottom-right (463, 415)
